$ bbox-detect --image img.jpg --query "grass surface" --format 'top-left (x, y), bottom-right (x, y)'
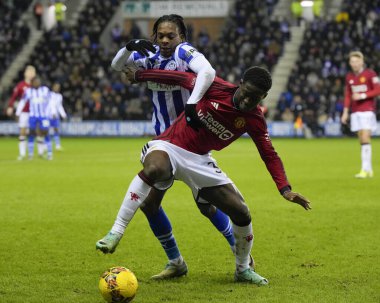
top-left (0, 137), bottom-right (379, 303)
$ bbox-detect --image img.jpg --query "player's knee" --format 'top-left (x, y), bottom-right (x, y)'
top-left (143, 163), bottom-right (170, 182)
top-left (231, 203), bottom-right (251, 226)
top-left (197, 203), bottom-right (217, 218)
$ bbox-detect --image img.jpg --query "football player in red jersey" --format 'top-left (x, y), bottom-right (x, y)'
top-left (98, 66), bottom-right (311, 285)
top-left (6, 65), bottom-right (36, 160)
top-left (341, 51), bottom-right (380, 178)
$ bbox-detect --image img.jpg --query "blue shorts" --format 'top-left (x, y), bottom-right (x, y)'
top-left (29, 117), bottom-right (50, 131)
top-left (50, 118), bottom-right (60, 128)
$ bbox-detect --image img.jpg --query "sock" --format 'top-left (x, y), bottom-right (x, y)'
top-left (37, 136), bottom-right (44, 155)
top-left (45, 135), bottom-right (52, 157)
top-left (361, 143), bottom-right (372, 172)
top-left (19, 136), bottom-right (26, 157)
top-left (54, 133), bottom-right (61, 147)
top-left (209, 209), bottom-right (235, 248)
top-left (28, 135), bottom-right (35, 156)
top-left (147, 206), bottom-right (182, 262)
top-left (233, 222), bottom-right (253, 273)
top-left (111, 175), bottom-right (152, 235)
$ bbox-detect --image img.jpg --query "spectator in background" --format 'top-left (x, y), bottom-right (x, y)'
top-left (54, 0), bottom-right (66, 29)
top-left (291, 0), bottom-right (303, 26)
top-left (111, 23), bottom-right (122, 44)
top-left (341, 51), bottom-right (380, 178)
top-left (33, 2), bottom-right (44, 30)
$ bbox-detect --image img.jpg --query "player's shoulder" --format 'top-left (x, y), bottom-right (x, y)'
top-left (364, 68), bottom-right (377, 77)
top-left (175, 42), bottom-right (202, 60)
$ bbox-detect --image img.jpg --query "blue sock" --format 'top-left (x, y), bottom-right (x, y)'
top-left (209, 208), bottom-right (235, 246)
top-left (45, 135), bottom-right (52, 156)
top-left (54, 133), bottom-right (60, 147)
top-left (147, 207), bottom-right (181, 261)
top-left (28, 135), bottom-right (35, 156)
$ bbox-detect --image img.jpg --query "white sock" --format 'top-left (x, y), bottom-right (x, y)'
top-left (111, 175), bottom-right (152, 235)
top-left (169, 255), bottom-right (184, 266)
top-left (233, 223), bottom-right (254, 273)
top-left (37, 136), bottom-right (44, 155)
top-left (19, 136), bottom-right (26, 157)
top-left (361, 144), bottom-right (372, 172)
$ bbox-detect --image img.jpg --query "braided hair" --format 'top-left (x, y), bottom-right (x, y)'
top-left (243, 66), bottom-right (272, 93)
top-left (152, 14), bottom-right (187, 43)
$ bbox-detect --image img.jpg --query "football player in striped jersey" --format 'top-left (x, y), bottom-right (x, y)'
top-left (97, 15), bottom-right (237, 280)
top-left (15, 76), bottom-right (53, 160)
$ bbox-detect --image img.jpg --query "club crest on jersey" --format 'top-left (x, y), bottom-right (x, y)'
top-left (234, 117), bottom-right (246, 129)
top-left (164, 60), bottom-right (177, 71)
top-left (360, 76), bottom-right (366, 83)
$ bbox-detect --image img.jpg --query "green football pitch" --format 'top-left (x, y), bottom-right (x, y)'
top-left (0, 137), bottom-right (379, 303)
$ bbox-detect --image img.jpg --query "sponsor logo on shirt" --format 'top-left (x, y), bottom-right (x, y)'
top-left (351, 84), bottom-right (368, 93)
top-left (185, 49), bottom-right (196, 58)
top-left (198, 110), bottom-right (234, 140)
top-left (147, 81), bottom-right (181, 91)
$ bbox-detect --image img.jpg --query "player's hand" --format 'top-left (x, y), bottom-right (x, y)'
top-left (124, 66), bottom-right (139, 83)
top-left (341, 111), bottom-right (349, 124)
top-left (6, 107), bottom-right (13, 117)
top-left (282, 191), bottom-right (311, 210)
top-left (185, 104), bottom-right (203, 130)
top-left (126, 39), bottom-right (156, 57)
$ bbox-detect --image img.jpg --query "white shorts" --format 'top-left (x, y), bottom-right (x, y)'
top-left (141, 140), bottom-right (233, 203)
top-left (350, 111), bottom-right (377, 132)
top-left (18, 112), bottom-right (29, 128)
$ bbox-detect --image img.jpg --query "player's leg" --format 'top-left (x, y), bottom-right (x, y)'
top-left (140, 189), bottom-right (187, 279)
top-left (356, 129), bottom-right (373, 178)
top-left (196, 202), bottom-right (235, 252)
top-left (17, 113), bottom-right (29, 160)
top-left (51, 118), bottom-right (62, 150)
top-left (27, 117), bottom-right (37, 159)
top-left (199, 184), bottom-right (268, 285)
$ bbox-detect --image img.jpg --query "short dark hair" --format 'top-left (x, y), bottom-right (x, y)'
top-left (243, 66), bottom-right (272, 92)
top-left (152, 14), bottom-right (187, 43)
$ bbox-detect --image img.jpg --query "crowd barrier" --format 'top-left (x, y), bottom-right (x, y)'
top-left (0, 121), bottom-right (379, 137)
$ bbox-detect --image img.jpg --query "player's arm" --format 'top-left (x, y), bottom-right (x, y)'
top-left (248, 115), bottom-right (311, 210)
top-left (57, 95), bottom-right (67, 119)
top-left (341, 77), bottom-right (351, 124)
top-left (111, 40), bottom-right (156, 71)
top-left (15, 95), bottom-right (27, 117)
top-left (6, 84), bottom-right (22, 116)
top-left (132, 68), bottom-right (198, 91)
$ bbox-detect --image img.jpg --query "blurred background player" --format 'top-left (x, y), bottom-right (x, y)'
top-left (15, 76), bottom-right (53, 160)
top-left (341, 51), bottom-right (380, 178)
top-left (97, 14), bottom-right (238, 280)
top-left (6, 65), bottom-right (36, 160)
top-left (49, 82), bottom-right (67, 151)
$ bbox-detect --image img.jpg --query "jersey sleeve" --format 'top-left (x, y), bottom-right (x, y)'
top-left (15, 89), bottom-right (28, 116)
top-left (177, 43), bottom-right (204, 65)
top-left (365, 69), bottom-right (380, 99)
top-left (247, 113), bottom-right (291, 192)
top-left (135, 69), bottom-right (197, 91)
top-left (343, 75), bottom-right (352, 109)
top-left (7, 83), bottom-right (23, 108)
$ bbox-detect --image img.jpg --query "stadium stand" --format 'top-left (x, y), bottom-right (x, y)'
top-left (0, 0), bottom-right (30, 79)
top-left (276, 0), bottom-right (380, 136)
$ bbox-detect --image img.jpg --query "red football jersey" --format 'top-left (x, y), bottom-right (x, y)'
top-left (344, 68), bottom-right (380, 113)
top-left (7, 81), bottom-right (31, 113)
top-left (136, 69), bottom-right (290, 192)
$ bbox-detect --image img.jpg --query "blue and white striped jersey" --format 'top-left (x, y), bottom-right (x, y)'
top-left (49, 91), bottom-right (67, 119)
top-left (128, 42), bottom-right (204, 135)
top-left (16, 86), bottom-right (51, 118)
